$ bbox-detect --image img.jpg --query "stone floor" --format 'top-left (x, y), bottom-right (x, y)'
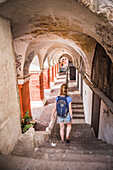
top-left (0, 73), bottom-right (113, 170)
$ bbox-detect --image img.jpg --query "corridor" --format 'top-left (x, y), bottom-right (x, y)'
top-left (0, 0), bottom-right (113, 169)
top-left (0, 73), bottom-right (113, 170)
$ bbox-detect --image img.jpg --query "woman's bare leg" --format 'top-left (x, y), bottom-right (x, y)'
top-left (66, 122), bottom-right (71, 139)
top-left (60, 122), bottom-right (65, 141)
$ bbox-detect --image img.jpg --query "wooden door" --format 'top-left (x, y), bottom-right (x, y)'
top-left (91, 92), bottom-right (101, 138)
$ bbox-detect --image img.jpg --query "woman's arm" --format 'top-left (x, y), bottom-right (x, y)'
top-left (69, 102), bottom-right (73, 120)
top-left (50, 101), bottom-right (57, 120)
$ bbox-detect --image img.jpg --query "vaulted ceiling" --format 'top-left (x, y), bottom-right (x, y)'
top-left (0, 0), bottom-right (113, 78)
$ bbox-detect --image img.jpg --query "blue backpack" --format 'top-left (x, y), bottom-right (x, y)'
top-left (56, 95), bottom-right (69, 117)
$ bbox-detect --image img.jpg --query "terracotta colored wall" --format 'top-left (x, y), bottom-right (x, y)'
top-left (50, 66), bottom-right (54, 82)
top-left (19, 81), bottom-right (31, 117)
top-left (52, 66), bottom-right (54, 82)
top-left (43, 68), bottom-right (50, 89)
top-left (39, 72), bottom-right (44, 100)
top-left (18, 85), bottom-right (24, 118)
top-left (30, 73), bottom-right (40, 101)
top-left (29, 72), bottom-right (44, 101)
top-left (48, 67), bottom-right (50, 88)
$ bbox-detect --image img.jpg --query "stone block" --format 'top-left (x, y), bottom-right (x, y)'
top-left (12, 126), bottom-right (35, 156)
top-left (35, 131), bottom-right (51, 147)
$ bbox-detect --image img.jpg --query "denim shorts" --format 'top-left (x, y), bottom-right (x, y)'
top-left (57, 114), bottom-right (71, 123)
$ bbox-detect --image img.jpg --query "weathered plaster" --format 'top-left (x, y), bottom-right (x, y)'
top-left (99, 100), bottom-right (113, 145)
top-left (14, 38), bottom-right (30, 78)
top-left (0, 0), bottom-right (112, 59)
top-left (0, 17), bottom-right (21, 154)
top-left (82, 0), bottom-right (113, 23)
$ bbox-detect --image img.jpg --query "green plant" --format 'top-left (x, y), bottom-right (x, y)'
top-left (21, 111), bottom-right (35, 133)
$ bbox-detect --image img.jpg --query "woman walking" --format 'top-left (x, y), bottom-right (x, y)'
top-left (51, 83), bottom-right (73, 143)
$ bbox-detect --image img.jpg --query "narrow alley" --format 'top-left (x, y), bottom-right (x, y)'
top-left (0, 73), bottom-right (113, 170)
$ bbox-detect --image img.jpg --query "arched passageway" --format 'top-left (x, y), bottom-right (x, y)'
top-left (0, 1), bottom-right (113, 164)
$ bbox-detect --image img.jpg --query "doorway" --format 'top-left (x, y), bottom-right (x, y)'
top-left (91, 92), bottom-right (101, 138)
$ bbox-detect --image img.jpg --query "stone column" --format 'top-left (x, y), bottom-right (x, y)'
top-left (29, 70), bottom-right (46, 107)
top-left (54, 64), bottom-right (57, 82)
top-left (52, 65), bottom-right (54, 82)
top-left (76, 69), bottom-right (79, 89)
top-left (50, 65), bottom-right (55, 86)
top-left (43, 67), bottom-right (52, 94)
top-left (18, 77), bottom-right (31, 118)
top-left (57, 63), bottom-right (59, 74)
top-left (18, 85), bottom-right (24, 118)
top-left (48, 67), bottom-right (50, 89)
top-left (55, 64), bottom-right (57, 78)
top-left (79, 73), bottom-right (82, 97)
top-left (43, 67), bottom-right (50, 89)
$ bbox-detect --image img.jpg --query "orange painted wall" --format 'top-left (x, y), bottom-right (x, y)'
top-left (43, 68), bottom-right (50, 89)
top-left (29, 72), bottom-right (44, 101)
top-left (18, 81), bottom-right (31, 118)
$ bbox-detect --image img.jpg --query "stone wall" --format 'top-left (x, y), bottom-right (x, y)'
top-left (0, 17), bottom-right (21, 154)
top-left (99, 100), bottom-right (113, 145)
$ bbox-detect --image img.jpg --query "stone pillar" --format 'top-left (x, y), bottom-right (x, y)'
top-left (52, 65), bottom-right (54, 82)
top-left (18, 77), bottom-right (31, 118)
top-left (57, 63), bottom-right (59, 74)
top-left (48, 67), bottom-right (50, 88)
top-left (55, 64), bottom-right (57, 78)
top-left (43, 67), bottom-right (50, 89)
top-left (76, 69), bottom-right (79, 89)
top-left (29, 70), bottom-right (46, 106)
top-left (79, 73), bottom-right (83, 97)
top-left (50, 65), bottom-right (55, 86)
top-left (18, 85), bottom-right (24, 118)
top-left (54, 64), bottom-right (57, 82)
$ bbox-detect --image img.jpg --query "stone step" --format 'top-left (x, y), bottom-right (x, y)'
top-left (73, 114), bottom-right (85, 119)
top-left (72, 109), bottom-right (84, 114)
top-left (72, 102), bottom-right (83, 105)
top-left (40, 143), bottom-right (113, 157)
top-left (71, 119), bottom-right (85, 124)
top-left (1, 154), bottom-right (113, 170)
top-left (72, 105), bottom-right (84, 109)
top-left (33, 149), bottom-right (113, 163)
top-left (43, 139), bottom-right (112, 149)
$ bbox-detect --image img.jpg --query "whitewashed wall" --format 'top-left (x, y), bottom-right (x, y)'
top-left (83, 80), bottom-right (93, 125)
top-left (0, 17), bottom-right (21, 154)
top-left (98, 100), bottom-right (113, 145)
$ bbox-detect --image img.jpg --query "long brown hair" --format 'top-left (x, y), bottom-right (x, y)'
top-left (60, 83), bottom-right (68, 95)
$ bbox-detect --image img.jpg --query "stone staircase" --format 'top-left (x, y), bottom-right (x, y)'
top-left (72, 101), bottom-right (85, 124)
top-left (32, 123), bottom-right (113, 170)
top-left (8, 123), bottom-right (113, 170)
